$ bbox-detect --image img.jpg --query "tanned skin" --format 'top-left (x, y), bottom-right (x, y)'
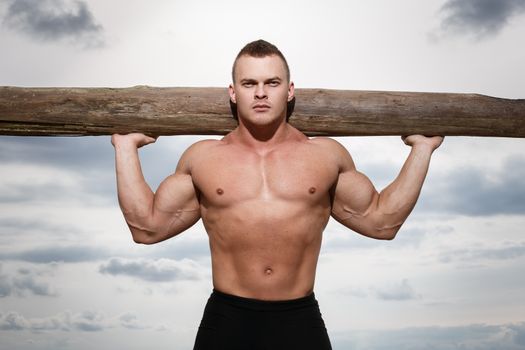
top-left (111, 54), bottom-right (443, 301)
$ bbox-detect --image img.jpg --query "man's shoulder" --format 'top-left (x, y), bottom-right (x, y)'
top-left (308, 137), bottom-right (354, 171)
top-left (174, 138), bottom-right (225, 174)
top-left (184, 138), bottom-right (223, 155)
top-left (283, 125), bottom-right (343, 149)
top-left (177, 138), bottom-right (224, 170)
top-left (308, 136), bottom-right (348, 153)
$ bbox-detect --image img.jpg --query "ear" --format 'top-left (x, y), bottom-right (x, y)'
top-left (287, 81), bottom-right (295, 102)
top-left (229, 83), bottom-right (236, 103)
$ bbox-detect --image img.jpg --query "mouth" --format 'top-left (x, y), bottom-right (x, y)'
top-left (253, 104), bottom-right (270, 112)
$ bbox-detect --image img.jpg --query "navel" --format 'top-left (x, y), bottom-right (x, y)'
top-left (216, 188), bottom-right (224, 195)
top-left (309, 187), bottom-right (317, 194)
top-left (264, 267), bottom-right (273, 275)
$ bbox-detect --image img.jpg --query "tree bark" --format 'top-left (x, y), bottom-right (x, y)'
top-left (1, 86), bottom-right (524, 137)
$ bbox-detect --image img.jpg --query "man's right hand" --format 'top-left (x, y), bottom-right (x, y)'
top-left (111, 133), bottom-right (158, 149)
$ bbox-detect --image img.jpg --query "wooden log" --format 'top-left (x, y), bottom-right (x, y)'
top-left (1, 86), bottom-right (524, 137)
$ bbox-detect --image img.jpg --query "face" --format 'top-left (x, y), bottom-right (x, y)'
top-left (229, 55), bottom-right (294, 127)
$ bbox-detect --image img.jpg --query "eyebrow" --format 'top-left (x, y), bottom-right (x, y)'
top-left (239, 77), bottom-right (282, 84)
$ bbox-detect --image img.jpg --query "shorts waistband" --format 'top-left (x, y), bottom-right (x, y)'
top-left (210, 288), bottom-right (317, 311)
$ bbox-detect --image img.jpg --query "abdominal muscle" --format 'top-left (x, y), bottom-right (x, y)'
top-left (201, 198), bottom-right (331, 301)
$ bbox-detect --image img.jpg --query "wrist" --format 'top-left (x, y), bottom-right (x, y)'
top-left (114, 139), bottom-right (138, 151)
top-left (411, 142), bottom-right (435, 154)
top-left (112, 134), bottom-right (140, 150)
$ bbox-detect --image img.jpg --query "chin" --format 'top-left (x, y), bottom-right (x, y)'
top-left (248, 116), bottom-right (282, 127)
top-left (238, 111), bottom-right (275, 125)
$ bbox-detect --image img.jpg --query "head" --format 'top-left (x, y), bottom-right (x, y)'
top-left (229, 39), bottom-right (295, 123)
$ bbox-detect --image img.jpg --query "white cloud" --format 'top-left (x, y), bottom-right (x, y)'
top-left (0, 264), bottom-right (57, 297)
top-left (339, 279), bottom-right (420, 301)
top-left (373, 279), bottom-right (420, 301)
top-left (418, 154), bottom-right (525, 216)
top-left (99, 257), bottom-right (204, 282)
top-left (0, 245), bottom-right (111, 264)
top-left (0, 309), bottom-right (156, 332)
top-left (118, 312), bottom-right (149, 330)
top-left (438, 242), bottom-right (525, 264)
top-left (331, 322), bottom-right (525, 350)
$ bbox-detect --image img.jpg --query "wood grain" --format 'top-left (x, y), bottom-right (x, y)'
top-left (1, 86), bottom-right (524, 137)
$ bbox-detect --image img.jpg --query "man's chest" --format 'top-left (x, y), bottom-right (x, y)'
top-left (191, 145), bottom-right (339, 205)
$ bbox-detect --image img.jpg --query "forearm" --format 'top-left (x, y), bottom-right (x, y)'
top-left (377, 144), bottom-right (434, 228)
top-left (114, 143), bottom-right (154, 230)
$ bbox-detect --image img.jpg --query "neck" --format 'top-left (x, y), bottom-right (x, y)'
top-left (233, 117), bottom-right (292, 151)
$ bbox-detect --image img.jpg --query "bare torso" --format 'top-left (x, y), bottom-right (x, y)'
top-left (113, 54), bottom-right (441, 303)
top-left (189, 126), bottom-right (340, 300)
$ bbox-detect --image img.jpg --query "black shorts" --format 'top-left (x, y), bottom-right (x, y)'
top-left (193, 289), bottom-right (332, 350)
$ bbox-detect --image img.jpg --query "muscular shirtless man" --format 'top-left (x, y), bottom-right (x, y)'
top-left (111, 40), bottom-right (443, 350)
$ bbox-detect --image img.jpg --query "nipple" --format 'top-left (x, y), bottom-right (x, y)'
top-left (216, 188), bottom-right (224, 195)
top-left (309, 187), bottom-right (316, 194)
top-left (265, 267), bottom-right (273, 275)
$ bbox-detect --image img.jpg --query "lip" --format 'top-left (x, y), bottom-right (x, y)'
top-left (253, 104), bottom-right (270, 111)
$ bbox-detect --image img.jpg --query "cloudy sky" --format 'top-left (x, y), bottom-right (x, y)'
top-left (1, 0), bottom-right (525, 349)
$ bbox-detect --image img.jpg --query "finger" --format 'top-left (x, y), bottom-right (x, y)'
top-left (110, 134), bottom-right (121, 146)
top-left (402, 135), bottom-right (412, 145)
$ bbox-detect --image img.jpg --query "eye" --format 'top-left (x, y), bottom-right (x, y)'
top-left (242, 82), bottom-right (254, 87)
top-left (268, 81), bottom-right (280, 87)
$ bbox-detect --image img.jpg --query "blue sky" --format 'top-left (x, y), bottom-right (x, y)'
top-left (1, 0), bottom-right (525, 349)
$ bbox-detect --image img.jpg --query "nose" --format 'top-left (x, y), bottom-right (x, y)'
top-left (255, 83), bottom-right (267, 99)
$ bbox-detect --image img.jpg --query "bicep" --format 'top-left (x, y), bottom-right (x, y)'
top-left (331, 169), bottom-right (378, 224)
top-left (332, 170), bottom-right (399, 239)
top-left (328, 139), bottom-right (378, 223)
top-left (324, 138), bottom-right (395, 239)
top-left (149, 171), bottom-right (201, 242)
